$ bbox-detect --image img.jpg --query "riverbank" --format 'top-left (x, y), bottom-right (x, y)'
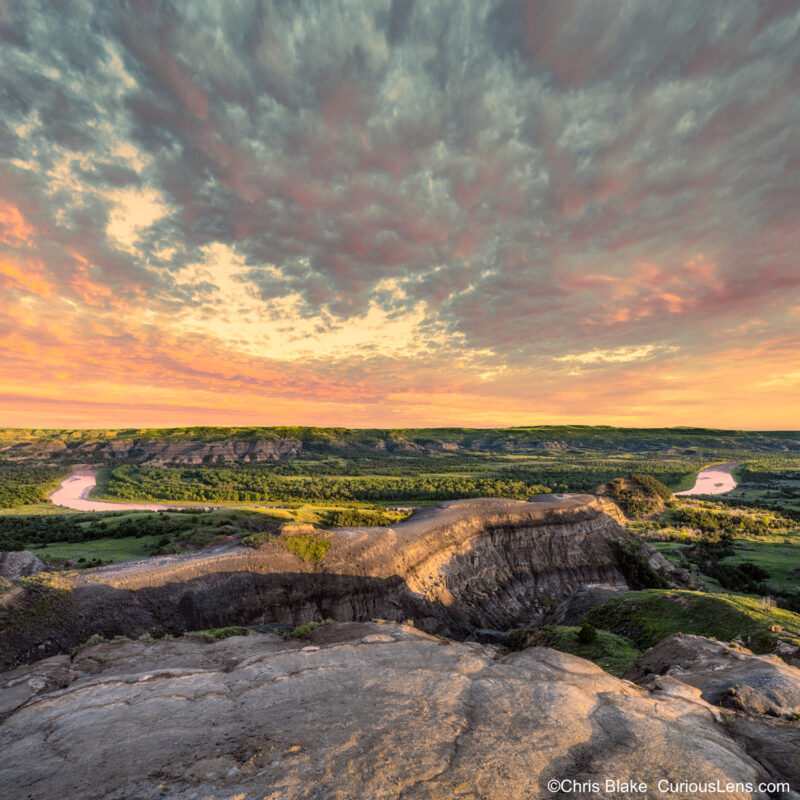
top-left (675, 462), bottom-right (737, 496)
top-left (47, 470), bottom-right (212, 512)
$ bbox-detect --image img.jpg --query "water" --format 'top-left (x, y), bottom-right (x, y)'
top-left (674, 463), bottom-right (737, 496)
top-left (48, 470), bottom-right (205, 512)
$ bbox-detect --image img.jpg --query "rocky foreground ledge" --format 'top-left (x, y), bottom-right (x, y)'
top-left (2, 622), bottom-right (798, 800)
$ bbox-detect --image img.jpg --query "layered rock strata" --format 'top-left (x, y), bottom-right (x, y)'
top-left (1, 496), bottom-right (640, 668)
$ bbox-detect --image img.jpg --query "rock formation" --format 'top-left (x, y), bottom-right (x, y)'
top-left (626, 633), bottom-right (800, 792)
top-left (627, 634), bottom-right (800, 717)
top-left (0, 496), bottom-right (658, 668)
top-left (0, 623), bottom-right (786, 800)
top-left (545, 583), bottom-right (629, 626)
top-left (3, 495), bottom-right (800, 798)
top-left (0, 550), bottom-right (43, 579)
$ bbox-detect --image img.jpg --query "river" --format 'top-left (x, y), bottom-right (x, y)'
top-left (48, 470), bottom-right (213, 512)
top-left (48, 463), bottom-right (738, 512)
top-left (674, 463), bottom-right (737, 496)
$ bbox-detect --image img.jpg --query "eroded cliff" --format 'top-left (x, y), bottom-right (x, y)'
top-left (1, 496), bottom-right (655, 668)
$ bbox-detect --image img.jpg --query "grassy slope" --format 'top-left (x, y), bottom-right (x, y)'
top-left (648, 541), bottom-right (686, 567)
top-left (0, 503), bottom-right (79, 517)
top-left (34, 536), bottom-right (162, 563)
top-left (529, 626), bottom-right (641, 676)
top-left (586, 589), bottom-right (800, 653)
top-left (719, 535), bottom-right (800, 593)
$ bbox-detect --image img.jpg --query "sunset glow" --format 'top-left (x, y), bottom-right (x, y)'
top-left (1, 2), bottom-right (799, 429)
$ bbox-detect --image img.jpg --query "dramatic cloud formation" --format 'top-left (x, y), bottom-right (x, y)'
top-left (1, 0), bottom-right (799, 428)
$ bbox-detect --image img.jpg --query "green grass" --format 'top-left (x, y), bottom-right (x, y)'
top-left (720, 535), bottom-right (800, 593)
top-left (281, 533), bottom-right (331, 563)
top-left (321, 507), bottom-right (410, 527)
top-left (726, 483), bottom-right (800, 513)
top-left (670, 470), bottom-right (702, 493)
top-left (285, 619), bottom-right (336, 638)
top-left (0, 503), bottom-right (79, 516)
top-left (184, 626), bottom-right (252, 642)
top-left (649, 541), bottom-right (687, 567)
top-left (647, 525), bottom-right (800, 594)
top-left (527, 626), bottom-right (641, 675)
top-left (31, 536), bottom-right (162, 564)
top-left (725, 463), bottom-right (800, 513)
top-left (585, 589), bottom-right (800, 654)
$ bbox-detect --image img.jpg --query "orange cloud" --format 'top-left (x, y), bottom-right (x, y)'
top-left (0, 258), bottom-right (52, 295)
top-left (66, 251), bottom-right (123, 308)
top-left (1, 289), bottom-right (798, 430)
top-left (0, 204), bottom-right (33, 246)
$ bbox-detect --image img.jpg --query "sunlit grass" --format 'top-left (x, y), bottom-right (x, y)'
top-left (34, 536), bottom-right (162, 563)
top-left (720, 535), bottom-right (800, 593)
top-left (586, 588), bottom-right (800, 653)
top-left (0, 502), bottom-right (78, 516)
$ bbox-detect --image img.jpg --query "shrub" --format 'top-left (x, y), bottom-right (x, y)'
top-left (607, 539), bottom-right (670, 590)
top-left (505, 628), bottom-right (531, 651)
top-left (241, 532), bottom-right (274, 547)
top-left (281, 534), bottom-right (331, 563)
top-left (671, 507), bottom-right (776, 538)
top-left (185, 626), bottom-right (251, 643)
top-left (323, 508), bottom-right (410, 527)
top-left (629, 474), bottom-right (673, 502)
top-left (577, 622), bottom-right (598, 644)
top-left (285, 619), bottom-right (335, 639)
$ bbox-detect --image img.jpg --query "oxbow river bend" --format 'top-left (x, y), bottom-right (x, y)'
top-left (47, 463), bottom-right (738, 512)
top-left (48, 470), bottom-right (213, 512)
top-left (674, 463), bottom-right (737, 496)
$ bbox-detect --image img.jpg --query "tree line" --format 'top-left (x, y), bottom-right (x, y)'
top-left (0, 462), bottom-right (70, 508)
top-left (100, 464), bottom-right (551, 503)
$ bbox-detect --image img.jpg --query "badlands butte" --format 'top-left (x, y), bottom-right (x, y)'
top-left (0, 495), bottom-right (672, 667)
top-left (1, 426), bottom-right (800, 798)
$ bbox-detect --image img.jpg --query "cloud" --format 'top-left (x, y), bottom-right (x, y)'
top-left (0, 203), bottom-right (34, 245)
top-left (106, 186), bottom-right (170, 251)
top-left (555, 345), bottom-right (679, 365)
top-left (0, 0), bottom-right (799, 426)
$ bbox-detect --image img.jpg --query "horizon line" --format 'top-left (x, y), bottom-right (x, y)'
top-left (3, 424), bottom-right (799, 434)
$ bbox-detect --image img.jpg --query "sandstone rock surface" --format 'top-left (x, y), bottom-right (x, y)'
top-left (0, 550), bottom-right (43, 578)
top-left (0, 623), bottom-right (779, 800)
top-left (626, 633), bottom-right (800, 793)
top-left (627, 633), bottom-right (800, 717)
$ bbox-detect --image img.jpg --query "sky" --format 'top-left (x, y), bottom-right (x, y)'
top-left (1, 0), bottom-right (799, 430)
